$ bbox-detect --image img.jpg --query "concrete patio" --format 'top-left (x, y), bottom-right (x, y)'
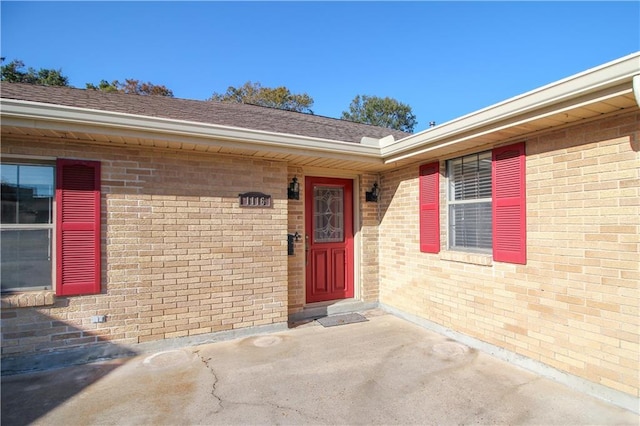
top-left (2, 310), bottom-right (638, 425)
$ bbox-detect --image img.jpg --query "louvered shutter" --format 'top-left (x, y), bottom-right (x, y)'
top-left (56, 159), bottom-right (101, 296)
top-left (419, 162), bottom-right (440, 253)
top-left (492, 143), bottom-right (526, 264)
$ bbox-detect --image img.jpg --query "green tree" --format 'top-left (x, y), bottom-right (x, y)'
top-left (210, 81), bottom-right (314, 114)
top-left (86, 78), bottom-right (173, 96)
top-left (1, 59), bottom-right (69, 86)
top-left (85, 79), bottom-right (119, 93)
top-left (341, 95), bottom-right (417, 132)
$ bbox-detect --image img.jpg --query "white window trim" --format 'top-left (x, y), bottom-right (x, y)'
top-left (445, 151), bottom-right (493, 254)
top-left (0, 159), bottom-right (57, 293)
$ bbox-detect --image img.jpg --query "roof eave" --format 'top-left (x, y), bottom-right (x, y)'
top-left (382, 51), bottom-right (640, 163)
top-left (0, 98), bottom-right (384, 161)
top-left (2, 52), bottom-right (638, 169)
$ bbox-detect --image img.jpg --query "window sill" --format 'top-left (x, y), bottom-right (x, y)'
top-left (440, 251), bottom-right (493, 266)
top-left (1, 291), bottom-right (56, 308)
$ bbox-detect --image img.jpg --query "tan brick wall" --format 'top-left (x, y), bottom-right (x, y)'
top-left (379, 110), bottom-right (640, 398)
top-left (1, 138), bottom-right (289, 357)
top-left (360, 174), bottom-right (380, 303)
top-left (286, 167), bottom-right (305, 315)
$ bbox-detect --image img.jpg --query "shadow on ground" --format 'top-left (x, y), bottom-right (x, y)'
top-left (1, 359), bottom-right (127, 426)
top-left (1, 311), bottom-right (638, 425)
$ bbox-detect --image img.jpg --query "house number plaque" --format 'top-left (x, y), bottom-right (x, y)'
top-left (239, 192), bottom-right (272, 208)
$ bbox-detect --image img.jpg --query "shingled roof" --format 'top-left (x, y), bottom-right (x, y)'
top-left (0, 83), bottom-right (411, 143)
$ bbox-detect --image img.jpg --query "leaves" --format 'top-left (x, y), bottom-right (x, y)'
top-left (341, 95), bottom-right (417, 132)
top-left (86, 78), bottom-right (174, 96)
top-left (210, 81), bottom-right (314, 114)
top-left (85, 79), bottom-right (119, 93)
top-left (1, 59), bottom-right (69, 86)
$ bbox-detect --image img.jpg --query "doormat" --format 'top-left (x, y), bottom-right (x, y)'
top-left (316, 313), bottom-right (368, 328)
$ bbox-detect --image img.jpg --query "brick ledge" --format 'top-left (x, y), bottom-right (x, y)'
top-left (440, 251), bottom-right (493, 266)
top-left (1, 291), bottom-right (56, 308)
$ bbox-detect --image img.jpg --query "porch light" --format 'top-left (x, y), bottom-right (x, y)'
top-left (288, 176), bottom-right (300, 200)
top-left (366, 183), bottom-right (379, 202)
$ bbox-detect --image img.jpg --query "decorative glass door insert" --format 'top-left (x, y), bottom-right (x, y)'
top-left (314, 186), bottom-right (344, 243)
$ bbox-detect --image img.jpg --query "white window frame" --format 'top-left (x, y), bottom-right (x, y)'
top-left (1, 157), bottom-right (56, 292)
top-left (446, 151), bottom-right (492, 254)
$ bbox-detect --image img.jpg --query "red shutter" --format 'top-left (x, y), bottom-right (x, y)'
top-left (56, 159), bottom-right (101, 296)
top-left (419, 162), bottom-right (440, 253)
top-left (492, 143), bottom-right (526, 264)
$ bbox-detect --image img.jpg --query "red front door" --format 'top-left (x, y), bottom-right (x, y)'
top-left (305, 177), bottom-right (354, 303)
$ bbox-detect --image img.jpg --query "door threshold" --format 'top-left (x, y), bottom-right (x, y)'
top-left (289, 300), bottom-right (379, 323)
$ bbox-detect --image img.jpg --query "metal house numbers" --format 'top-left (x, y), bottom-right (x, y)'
top-left (238, 192), bottom-right (272, 208)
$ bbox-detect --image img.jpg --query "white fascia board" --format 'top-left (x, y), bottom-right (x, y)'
top-left (633, 74), bottom-right (640, 107)
top-left (360, 134), bottom-right (395, 147)
top-left (382, 51), bottom-right (640, 160)
top-left (0, 99), bottom-right (382, 159)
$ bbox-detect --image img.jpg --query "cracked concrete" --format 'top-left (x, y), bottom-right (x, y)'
top-left (2, 311), bottom-right (638, 425)
top-left (193, 349), bottom-right (222, 413)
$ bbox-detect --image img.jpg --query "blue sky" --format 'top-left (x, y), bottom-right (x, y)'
top-left (2, 1), bottom-right (639, 132)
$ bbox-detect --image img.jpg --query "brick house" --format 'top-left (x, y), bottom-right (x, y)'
top-left (1, 52), bottom-right (638, 412)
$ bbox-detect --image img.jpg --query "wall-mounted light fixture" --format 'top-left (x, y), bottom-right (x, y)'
top-left (288, 176), bottom-right (300, 200)
top-left (366, 182), bottom-right (379, 202)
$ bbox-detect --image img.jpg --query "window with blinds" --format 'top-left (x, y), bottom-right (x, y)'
top-left (0, 162), bottom-right (55, 292)
top-left (447, 151), bottom-right (492, 252)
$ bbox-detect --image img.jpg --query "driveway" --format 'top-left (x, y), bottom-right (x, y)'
top-left (2, 310), bottom-right (638, 425)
